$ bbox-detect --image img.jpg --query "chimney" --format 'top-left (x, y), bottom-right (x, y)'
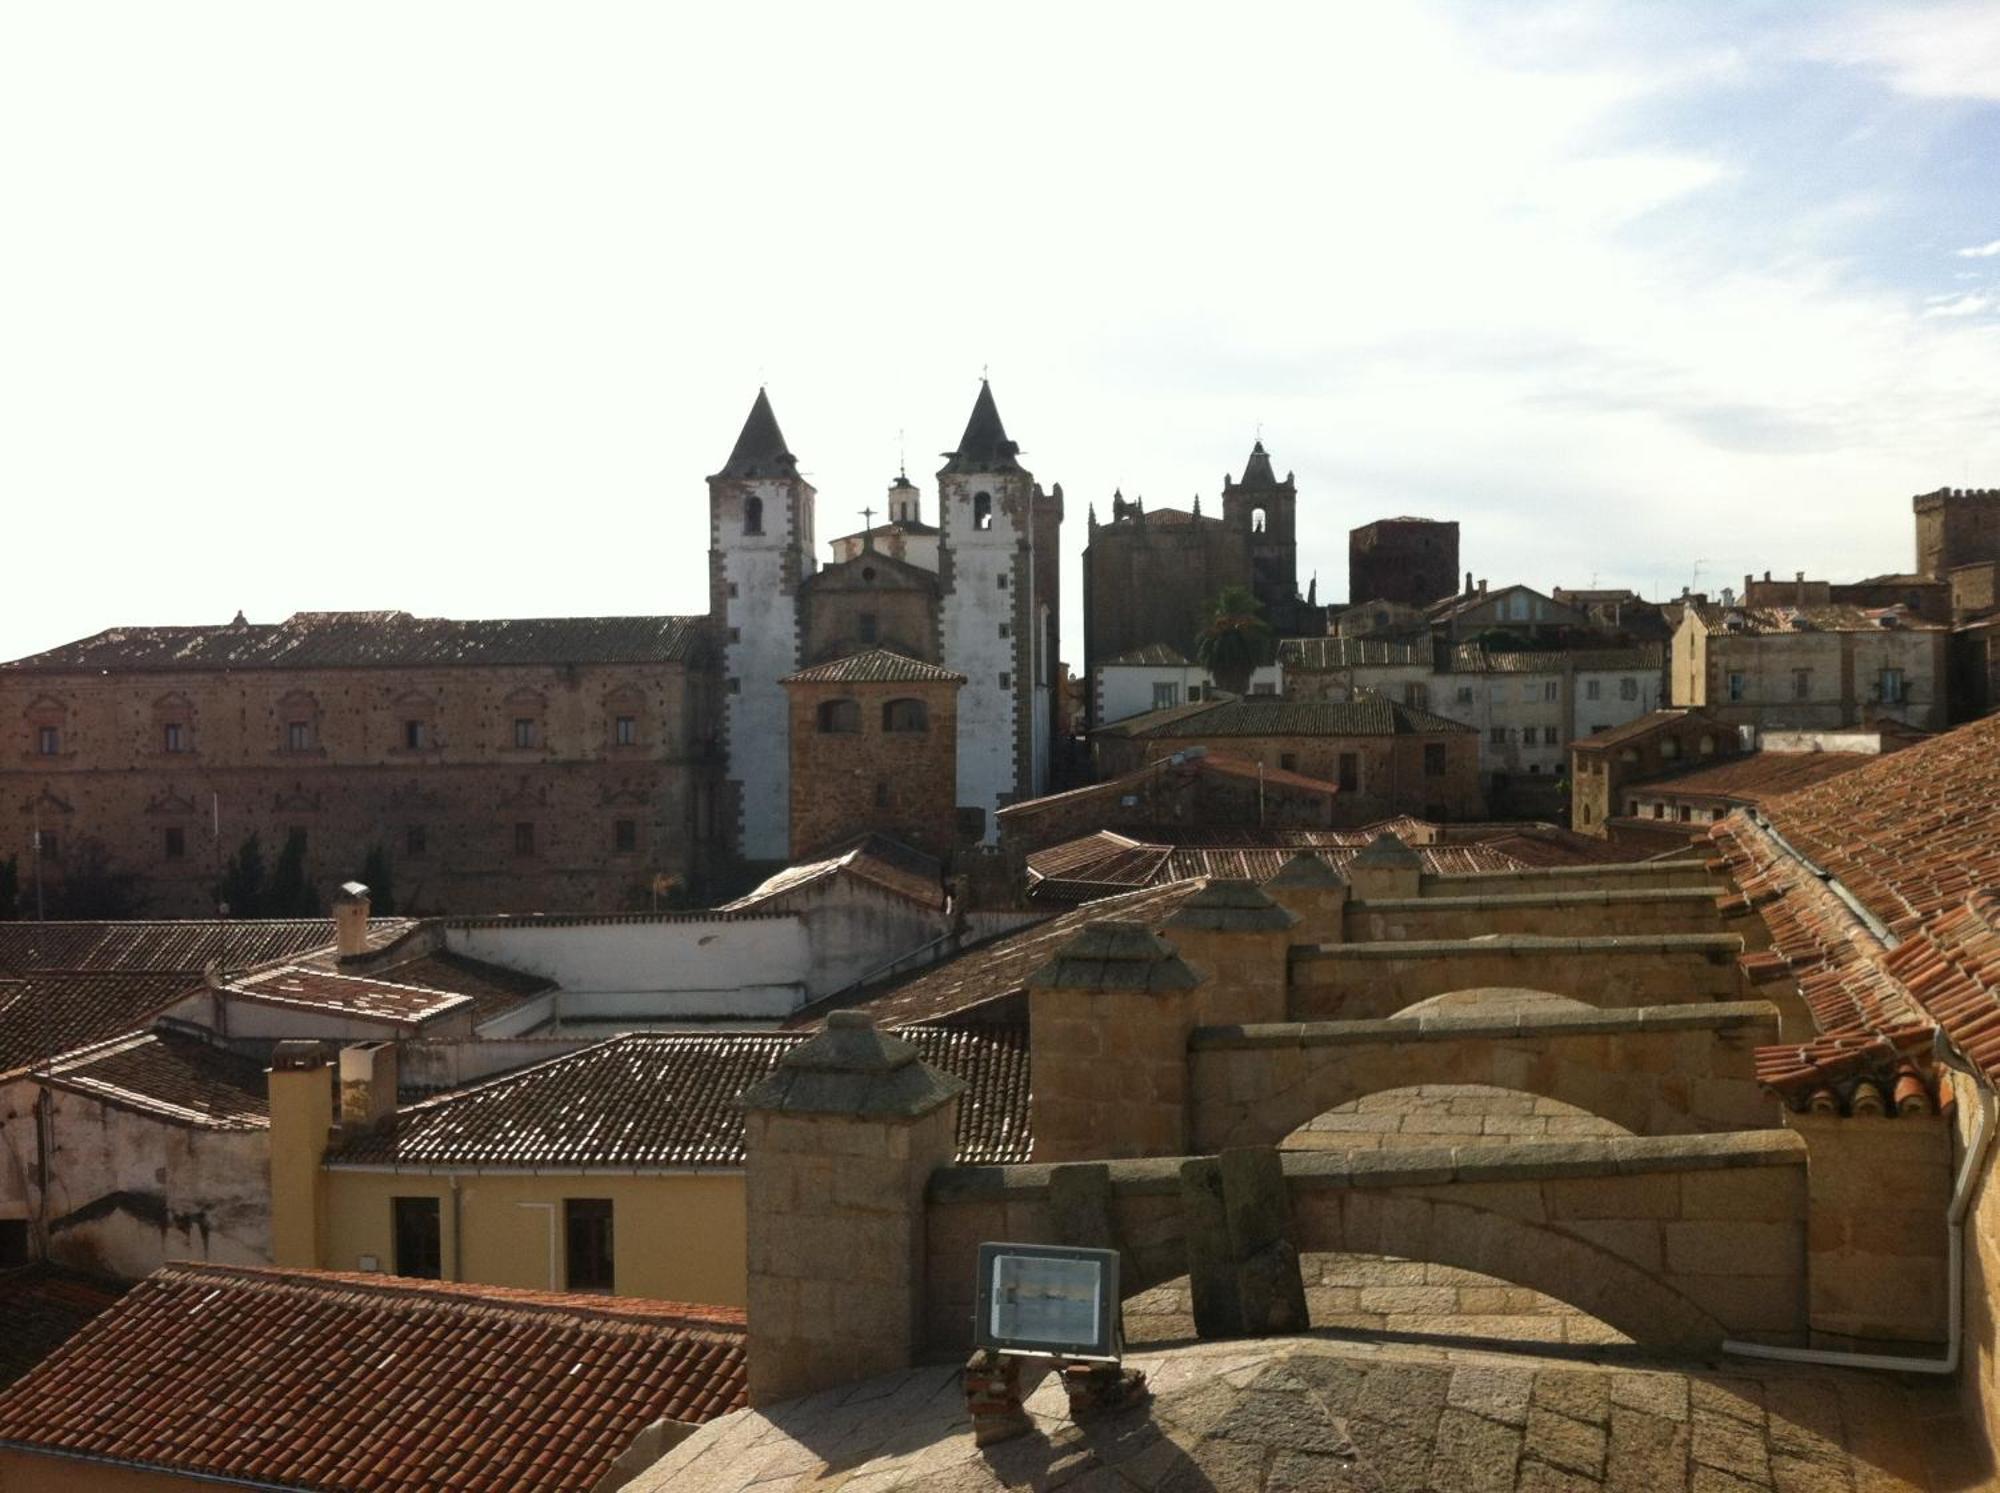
top-left (1478, 578), bottom-right (1488, 597)
top-left (1743, 574), bottom-right (1752, 597)
top-left (1795, 571), bottom-right (1807, 608)
top-left (268, 1041), bottom-right (334, 1268)
top-left (332, 881), bottom-right (370, 959)
top-left (1465, 570), bottom-right (1474, 594)
top-left (339, 1041), bottom-right (399, 1135)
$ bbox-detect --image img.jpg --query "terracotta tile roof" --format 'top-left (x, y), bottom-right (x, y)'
top-left (219, 964), bottom-right (472, 1028)
top-left (1096, 697), bottom-right (1474, 740)
top-left (1279, 636), bottom-right (1428, 669)
top-left (348, 949), bottom-right (556, 1026)
top-left (0, 917), bottom-right (409, 975)
top-left (1711, 713), bottom-right (2000, 1108)
top-left (0, 1267), bottom-right (125, 1389)
top-left (0, 972), bottom-right (204, 1076)
top-left (1101, 643), bottom-right (1194, 667)
top-left (0, 1264), bottom-right (746, 1491)
top-left (35, 1029), bottom-right (268, 1129)
top-left (1693, 602), bottom-right (1946, 634)
top-left (1627, 751), bottom-right (1875, 807)
top-left (995, 750), bottom-right (1338, 825)
top-left (329, 1024), bottom-right (1030, 1169)
top-left (721, 834), bottom-right (945, 912)
top-left (1022, 831), bottom-right (1523, 904)
top-left (1448, 823), bottom-right (1655, 867)
top-left (1453, 643), bottom-right (1663, 674)
top-left (780, 648), bottom-right (966, 685)
top-left (1, 612), bottom-right (709, 672)
top-left (1569, 708), bottom-right (1723, 752)
top-left (795, 881), bottom-right (1209, 1029)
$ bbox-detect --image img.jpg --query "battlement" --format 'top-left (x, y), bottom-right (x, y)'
top-left (1913, 487), bottom-right (2000, 512)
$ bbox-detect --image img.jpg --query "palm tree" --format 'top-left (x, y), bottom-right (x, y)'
top-left (1195, 584), bottom-right (1275, 698)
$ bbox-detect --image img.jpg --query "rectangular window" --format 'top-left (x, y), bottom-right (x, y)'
top-left (0, 1219), bottom-right (28, 1267)
top-left (614, 819), bottom-right (637, 853)
top-left (404, 720), bottom-right (424, 750)
top-left (163, 826), bottom-right (185, 860)
top-left (1879, 668), bottom-right (1905, 703)
top-left (513, 718), bottom-right (537, 749)
top-left (1151, 682), bottom-right (1179, 710)
top-left (1250, 681), bottom-right (1277, 696)
top-left (1454, 684), bottom-right (1472, 705)
top-left (1337, 752), bottom-right (1359, 792)
top-left (36, 726), bottom-right (59, 755)
top-left (1423, 742), bottom-right (1447, 777)
top-left (727, 678), bottom-right (741, 695)
top-left (406, 825), bottom-right (428, 857)
top-left (1679, 805), bottom-right (1692, 822)
top-left (1543, 681), bottom-right (1558, 702)
top-left (614, 715), bottom-right (637, 746)
top-left (565, 1199), bottom-right (614, 1292)
top-left (287, 721), bottom-right (311, 751)
top-left (1521, 682), bottom-right (1538, 703)
top-left (1585, 679), bottom-right (1601, 701)
top-left (997, 622), bottom-right (1011, 639)
top-left (514, 822), bottom-right (536, 856)
top-left (1281, 752), bottom-right (1301, 773)
top-left (392, 1197), bottom-right (442, 1279)
top-left (1791, 669), bottom-right (1811, 700)
top-left (996, 574), bottom-right (1008, 589)
top-left (1404, 683), bottom-right (1428, 709)
top-left (998, 673), bottom-right (1010, 689)
top-left (1727, 672), bottom-right (1746, 702)
top-left (163, 722), bottom-right (186, 753)
top-left (857, 613), bottom-right (878, 644)
top-left (37, 832), bottom-right (58, 862)
top-left (1546, 726), bottom-right (1563, 746)
top-left (1619, 677), bottom-right (1638, 702)
top-left (1489, 727), bottom-right (1507, 745)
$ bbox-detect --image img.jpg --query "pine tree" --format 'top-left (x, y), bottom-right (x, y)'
top-left (214, 833), bottom-right (268, 917)
top-left (359, 844), bottom-right (397, 917)
top-left (267, 829), bottom-right (318, 917)
top-left (0, 855), bottom-right (18, 920)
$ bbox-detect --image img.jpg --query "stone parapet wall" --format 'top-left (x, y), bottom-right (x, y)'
top-left (1290, 934), bottom-right (1745, 1019)
top-left (1428, 861), bottom-right (1717, 896)
top-left (1188, 1001), bottom-right (1781, 1150)
top-left (1346, 887), bottom-right (1726, 943)
top-left (924, 1131), bottom-right (1809, 1353)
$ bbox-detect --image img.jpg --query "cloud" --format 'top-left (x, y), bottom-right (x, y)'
top-left (1924, 292), bottom-right (1996, 317)
top-left (1959, 239), bottom-right (2000, 258)
top-left (1811, 3), bottom-right (2000, 101)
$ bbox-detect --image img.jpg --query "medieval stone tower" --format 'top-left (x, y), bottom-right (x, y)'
top-left (709, 389), bottom-right (816, 863)
top-left (710, 382), bottom-right (1059, 865)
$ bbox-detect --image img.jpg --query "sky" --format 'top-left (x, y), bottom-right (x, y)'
top-left (3, 1), bottom-right (1998, 667)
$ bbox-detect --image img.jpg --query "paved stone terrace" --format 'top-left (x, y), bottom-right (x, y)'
top-left (629, 1333), bottom-right (1984, 1492)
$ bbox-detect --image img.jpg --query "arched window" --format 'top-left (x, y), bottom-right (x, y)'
top-left (743, 495), bottom-right (764, 536)
top-left (973, 492), bottom-right (993, 531)
top-left (816, 698), bottom-right (861, 734)
top-left (1251, 507), bottom-right (1267, 533)
top-left (1698, 734), bottom-right (1716, 755)
top-left (882, 698), bottom-right (928, 733)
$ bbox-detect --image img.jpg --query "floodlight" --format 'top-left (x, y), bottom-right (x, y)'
top-left (974, 1242), bottom-right (1121, 1363)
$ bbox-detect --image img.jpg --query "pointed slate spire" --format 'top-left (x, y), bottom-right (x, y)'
top-left (715, 388), bottom-right (799, 481)
top-left (1238, 439), bottom-right (1278, 489)
top-left (940, 380), bottom-right (1023, 475)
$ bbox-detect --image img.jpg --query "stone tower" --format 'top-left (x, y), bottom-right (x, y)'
top-left (937, 381), bottom-right (1051, 838)
top-left (709, 389), bottom-right (816, 863)
top-left (1220, 440), bottom-right (1300, 623)
top-left (1913, 487), bottom-right (2000, 579)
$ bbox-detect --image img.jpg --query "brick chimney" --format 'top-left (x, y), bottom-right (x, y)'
top-left (332, 881), bottom-right (370, 959)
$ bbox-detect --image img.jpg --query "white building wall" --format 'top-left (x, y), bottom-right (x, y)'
top-left (0, 1076), bottom-right (270, 1277)
top-left (939, 473), bottom-right (1029, 839)
top-left (446, 915), bottom-right (813, 1002)
top-left (715, 474), bottom-right (810, 862)
top-left (1097, 663), bottom-right (1284, 723)
top-left (1572, 667), bottom-right (1663, 739)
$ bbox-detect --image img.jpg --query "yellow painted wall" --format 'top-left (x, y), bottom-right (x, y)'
top-left (320, 1168), bottom-right (748, 1307)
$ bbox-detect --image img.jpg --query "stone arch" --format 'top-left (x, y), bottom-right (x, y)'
top-left (1196, 1036), bottom-right (1669, 1153)
top-left (743, 494), bottom-right (764, 535)
top-left (1110, 1189), bottom-right (1724, 1352)
top-left (816, 698), bottom-right (861, 734)
top-left (881, 698), bottom-right (927, 733)
top-left (1281, 1084), bottom-right (1624, 1154)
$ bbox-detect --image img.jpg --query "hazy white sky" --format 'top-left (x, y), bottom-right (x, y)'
top-left (4, 1), bottom-right (1997, 666)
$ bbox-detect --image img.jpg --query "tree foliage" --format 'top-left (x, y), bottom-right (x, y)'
top-left (0, 855), bottom-right (18, 920)
top-left (214, 833), bottom-right (268, 917)
top-left (1195, 583), bottom-right (1276, 697)
top-left (44, 837), bottom-right (145, 919)
top-left (359, 844), bottom-right (397, 917)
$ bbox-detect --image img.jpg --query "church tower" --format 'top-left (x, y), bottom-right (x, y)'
top-left (936, 381), bottom-right (1054, 837)
top-left (709, 389), bottom-right (815, 863)
top-left (1221, 439), bottom-right (1303, 628)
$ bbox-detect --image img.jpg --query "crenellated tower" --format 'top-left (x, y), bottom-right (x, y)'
top-left (709, 389), bottom-right (815, 862)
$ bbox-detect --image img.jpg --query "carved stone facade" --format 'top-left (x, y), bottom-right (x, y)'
top-left (0, 615), bottom-right (720, 915)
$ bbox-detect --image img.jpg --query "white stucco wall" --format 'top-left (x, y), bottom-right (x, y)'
top-left (1096, 663), bottom-right (1283, 724)
top-left (940, 472), bottom-right (1026, 837)
top-left (0, 1076), bottom-right (270, 1279)
top-left (1572, 667), bottom-right (1663, 739)
top-left (717, 474), bottom-right (810, 861)
top-left (446, 915), bottom-right (813, 1007)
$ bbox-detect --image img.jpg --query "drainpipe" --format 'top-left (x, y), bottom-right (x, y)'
top-left (1724, 1029), bottom-right (1995, 1375)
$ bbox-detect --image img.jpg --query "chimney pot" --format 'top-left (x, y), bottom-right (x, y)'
top-left (332, 881), bottom-right (371, 959)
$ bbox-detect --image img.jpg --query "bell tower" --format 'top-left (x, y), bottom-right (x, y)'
top-left (1221, 438), bottom-right (1301, 625)
top-left (709, 388), bottom-right (815, 862)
